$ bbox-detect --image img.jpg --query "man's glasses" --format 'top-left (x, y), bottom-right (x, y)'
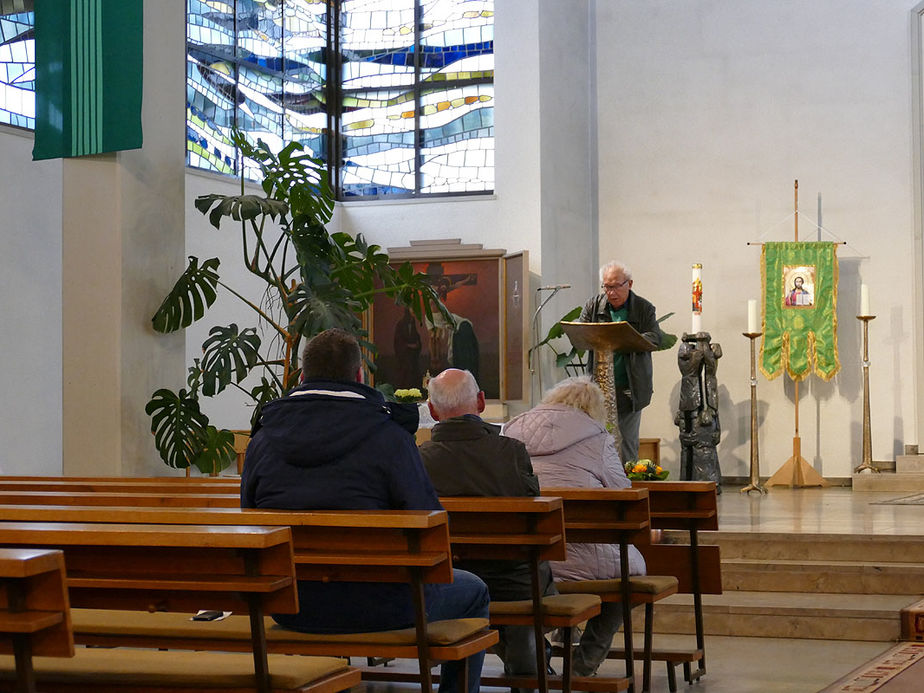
top-left (602, 279), bottom-right (630, 291)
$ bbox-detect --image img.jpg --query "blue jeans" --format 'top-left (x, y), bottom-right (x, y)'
top-left (425, 568), bottom-right (490, 693)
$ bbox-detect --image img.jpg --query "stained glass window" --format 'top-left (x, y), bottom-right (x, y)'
top-left (0, 6), bottom-right (34, 129)
top-left (0, 1), bottom-right (493, 197)
top-left (339, 0), bottom-right (494, 196)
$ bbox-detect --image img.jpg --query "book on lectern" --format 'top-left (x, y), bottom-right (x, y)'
top-left (560, 321), bottom-right (657, 354)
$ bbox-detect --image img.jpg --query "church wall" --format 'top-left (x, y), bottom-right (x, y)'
top-left (0, 129), bottom-right (63, 475)
top-left (593, 0), bottom-right (917, 478)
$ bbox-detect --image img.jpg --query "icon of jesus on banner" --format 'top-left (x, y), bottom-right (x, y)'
top-left (783, 265), bottom-right (815, 308)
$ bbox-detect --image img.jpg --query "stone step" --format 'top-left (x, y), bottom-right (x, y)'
top-left (852, 471), bottom-right (924, 491)
top-left (678, 531), bottom-right (924, 563)
top-left (636, 591), bottom-right (918, 642)
top-left (896, 454), bottom-right (924, 473)
top-left (721, 558), bottom-right (924, 594)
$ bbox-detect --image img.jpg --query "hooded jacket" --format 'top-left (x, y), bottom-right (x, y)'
top-left (241, 378), bottom-right (441, 633)
top-left (503, 404), bottom-right (646, 579)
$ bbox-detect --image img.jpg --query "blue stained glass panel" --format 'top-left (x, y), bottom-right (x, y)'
top-left (0, 11), bottom-right (35, 129)
top-left (0, 2), bottom-right (493, 195)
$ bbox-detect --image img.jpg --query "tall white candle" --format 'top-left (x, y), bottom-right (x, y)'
top-left (747, 299), bottom-right (758, 333)
top-left (692, 264), bottom-right (703, 333)
top-left (860, 284), bottom-right (870, 316)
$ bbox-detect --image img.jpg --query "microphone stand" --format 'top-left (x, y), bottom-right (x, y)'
top-left (529, 286), bottom-right (564, 406)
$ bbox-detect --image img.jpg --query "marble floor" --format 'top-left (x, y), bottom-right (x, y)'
top-left (713, 484), bottom-right (924, 536)
top-left (357, 634), bottom-right (892, 692)
top-left (360, 485), bottom-right (922, 692)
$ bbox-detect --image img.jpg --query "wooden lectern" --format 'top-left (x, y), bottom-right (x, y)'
top-left (560, 321), bottom-right (656, 443)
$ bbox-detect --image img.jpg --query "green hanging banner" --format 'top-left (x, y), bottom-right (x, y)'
top-left (760, 241), bottom-right (840, 382)
top-left (32, 0), bottom-right (143, 161)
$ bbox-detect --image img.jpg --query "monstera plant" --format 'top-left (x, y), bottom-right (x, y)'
top-left (146, 131), bottom-right (450, 473)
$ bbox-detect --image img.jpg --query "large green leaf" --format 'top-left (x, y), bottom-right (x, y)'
top-left (200, 324), bottom-right (262, 397)
top-left (249, 377), bottom-right (282, 428)
top-left (190, 426), bottom-right (237, 476)
top-left (531, 306), bottom-right (583, 355)
top-left (145, 388), bottom-right (210, 469)
top-left (194, 193), bottom-right (288, 231)
top-left (152, 257), bottom-right (221, 333)
top-left (232, 132), bottom-right (334, 227)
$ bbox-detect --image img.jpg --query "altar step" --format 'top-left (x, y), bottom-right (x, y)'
top-left (852, 453), bottom-right (924, 491)
top-left (641, 530), bottom-right (924, 642)
top-left (642, 591), bottom-right (917, 642)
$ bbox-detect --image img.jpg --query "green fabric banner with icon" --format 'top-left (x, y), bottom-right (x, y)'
top-left (760, 241), bottom-right (839, 381)
top-left (32, 0), bottom-right (143, 161)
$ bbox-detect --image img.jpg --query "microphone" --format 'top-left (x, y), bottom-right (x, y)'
top-left (537, 284), bottom-right (571, 291)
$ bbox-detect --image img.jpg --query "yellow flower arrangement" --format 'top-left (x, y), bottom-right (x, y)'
top-left (624, 458), bottom-right (669, 481)
top-left (393, 388), bottom-right (424, 403)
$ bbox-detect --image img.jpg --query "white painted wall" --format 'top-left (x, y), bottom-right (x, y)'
top-left (1, 0), bottom-right (920, 480)
top-left (595, 0), bottom-right (918, 478)
top-left (0, 129), bottom-right (62, 475)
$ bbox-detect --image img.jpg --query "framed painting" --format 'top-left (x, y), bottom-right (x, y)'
top-left (371, 239), bottom-right (529, 403)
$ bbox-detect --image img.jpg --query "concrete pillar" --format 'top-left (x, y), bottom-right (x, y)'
top-left (62, 1), bottom-right (186, 476)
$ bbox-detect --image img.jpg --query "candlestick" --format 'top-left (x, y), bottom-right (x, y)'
top-left (747, 299), bottom-right (758, 334)
top-left (742, 331), bottom-right (767, 495)
top-left (854, 315), bottom-right (879, 474)
top-left (860, 284), bottom-right (870, 316)
top-left (692, 264), bottom-right (703, 333)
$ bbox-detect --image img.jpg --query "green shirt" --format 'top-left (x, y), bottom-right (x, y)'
top-left (608, 304), bottom-right (630, 387)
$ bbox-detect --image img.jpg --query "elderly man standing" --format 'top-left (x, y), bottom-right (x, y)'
top-left (580, 260), bottom-right (661, 464)
top-left (420, 368), bottom-right (553, 693)
top-left (242, 329), bottom-right (489, 693)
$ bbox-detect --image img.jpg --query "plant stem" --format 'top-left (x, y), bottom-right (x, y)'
top-left (216, 280), bottom-right (288, 338)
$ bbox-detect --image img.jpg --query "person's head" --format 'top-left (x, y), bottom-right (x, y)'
top-left (600, 260), bottom-right (633, 309)
top-left (541, 375), bottom-right (607, 424)
top-left (427, 368), bottom-right (485, 420)
top-left (793, 276), bottom-right (804, 289)
top-left (300, 328), bottom-right (362, 383)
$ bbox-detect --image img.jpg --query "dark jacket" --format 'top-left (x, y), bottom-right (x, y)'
top-left (419, 416), bottom-right (552, 601)
top-left (580, 290), bottom-right (661, 411)
top-left (242, 378), bottom-right (441, 633)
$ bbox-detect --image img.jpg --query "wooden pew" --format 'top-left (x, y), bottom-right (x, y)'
top-left (540, 487), bottom-right (679, 693)
top-left (0, 491), bottom-right (239, 508)
top-left (439, 497), bottom-right (620, 693)
top-left (630, 481), bottom-right (720, 689)
top-left (0, 505), bottom-right (497, 693)
top-left (0, 522), bottom-right (360, 693)
top-left (0, 548), bottom-right (72, 693)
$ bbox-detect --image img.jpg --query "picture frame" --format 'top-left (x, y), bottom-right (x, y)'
top-left (371, 239), bottom-right (529, 404)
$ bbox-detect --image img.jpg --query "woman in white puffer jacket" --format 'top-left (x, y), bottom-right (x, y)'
top-left (503, 375), bottom-right (645, 677)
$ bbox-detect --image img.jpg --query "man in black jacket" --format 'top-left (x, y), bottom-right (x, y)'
top-left (419, 368), bottom-right (554, 693)
top-left (580, 260), bottom-right (662, 464)
top-left (242, 329), bottom-right (489, 693)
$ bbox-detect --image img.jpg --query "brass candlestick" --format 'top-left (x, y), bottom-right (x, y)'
top-left (854, 315), bottom-right (879, 474)
top-left (742, 332), bottom-right (767, 494)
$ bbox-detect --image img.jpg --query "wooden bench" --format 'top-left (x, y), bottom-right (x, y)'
top-left (630, 481), bottom-right (721, 690)
top-left (0, 491), bottom-right (240, 508)
top-left (0, 505), bottom-right (497, 693)
top-left (540, 487), bottom-right (679, 693)
top-left (0, 548), bottom-right (72, 693)
top-left (0, 524), bottom-right (359, 693)
top-left (439, 496), bottom-right (620, 693)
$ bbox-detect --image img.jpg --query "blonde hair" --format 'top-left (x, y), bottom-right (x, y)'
top-left (541, 376), bottom-right (607, 424)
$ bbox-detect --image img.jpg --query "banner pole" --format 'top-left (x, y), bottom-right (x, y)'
top-left (766, 180), bottom-right (828, 487)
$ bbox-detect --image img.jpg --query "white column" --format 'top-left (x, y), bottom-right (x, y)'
top-left (62, 1), bottom-right (187, 475)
